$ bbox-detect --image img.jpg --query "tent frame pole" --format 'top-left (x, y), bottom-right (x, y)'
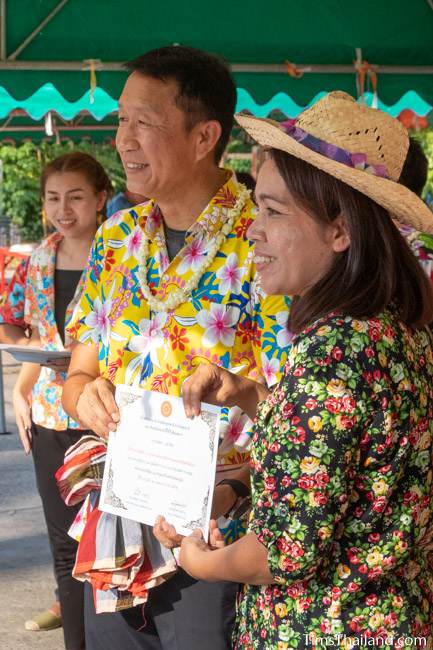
top-left (0, 60), bottom-right (432, 74)
top-left (0, 0), bottom-right (6, 61)
top-left (0, 124), bottom-right (116, 132)
top-left (7, 0), bottom-right (69, 61)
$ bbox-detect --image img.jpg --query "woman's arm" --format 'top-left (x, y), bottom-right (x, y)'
top-left (12, 361), bottom-right (41, 454)
top-left (180, 531), bottom-right (274, 585)
top-left (182, 363), bottom-right (270, 420)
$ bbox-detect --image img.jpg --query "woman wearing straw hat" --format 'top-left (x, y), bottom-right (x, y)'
top-left (154, 92), bottom-right (433, 647)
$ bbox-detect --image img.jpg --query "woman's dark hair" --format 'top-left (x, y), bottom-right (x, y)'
top-left (399, 137), bottom-right (428, 197)
top-left (41, 152), bottom-right (113, 216)
top-left (269, 148), bottom-right (433, 332)
top-left (236, 172), bottom-right (256, 192)
top-left (125, 46), bottom-right (236, 163)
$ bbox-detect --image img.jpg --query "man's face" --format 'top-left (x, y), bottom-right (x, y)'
top-left (116, 72), bottom-right (198, 202)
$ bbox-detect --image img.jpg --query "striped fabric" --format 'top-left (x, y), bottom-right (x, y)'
top-left (56, 435), bottom-right (177, 613)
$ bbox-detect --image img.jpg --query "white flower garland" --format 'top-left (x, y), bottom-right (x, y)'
top-left (137, 186), bottom-right (250, 312)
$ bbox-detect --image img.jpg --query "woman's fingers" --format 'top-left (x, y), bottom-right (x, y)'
top-left (153, 516), bottom-right (184, 549)
top-left (20, 407), bottom-right (32, 430)
top-left (209, 520), bottom-right (226, 549)
top-left (17, 418), bottom-right (32, 455)
top-left (13, 392), bottom-right (32, 454)
top-left (23, 425), bottom-right (32, 454)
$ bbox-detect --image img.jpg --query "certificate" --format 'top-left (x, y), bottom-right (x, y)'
top-left (99, 385), bottom-right (221, 539)
top-left (0, 344), bottom-right (71, 364)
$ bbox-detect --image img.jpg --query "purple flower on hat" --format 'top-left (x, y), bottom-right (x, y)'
top-left (280, 119), bottom-right (296, 133)
top-left (371, 164), bottom-right (388, 178)
top-left (351, 153), bottom-right (368, 168)
top-left (277, 119), bottom-right (390, 180)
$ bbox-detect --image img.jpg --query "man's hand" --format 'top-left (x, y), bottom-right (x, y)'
top-left (62, 342), bottom-right (119, 438)
top-left (75, 376), bottom-right (119, 439)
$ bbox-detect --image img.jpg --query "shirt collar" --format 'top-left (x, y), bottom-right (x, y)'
top-left (139, 169), bottom-right (243, 242)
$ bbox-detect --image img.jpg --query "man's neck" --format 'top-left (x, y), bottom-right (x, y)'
top-left (157, 167), bottom-right (227, 231)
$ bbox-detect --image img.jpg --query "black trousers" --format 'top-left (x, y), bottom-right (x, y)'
top-left (32, 423), bottom-right (86, 650)
top-left (84, 569), bottom-right (238, 650)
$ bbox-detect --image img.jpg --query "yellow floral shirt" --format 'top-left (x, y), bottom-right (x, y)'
top-left (67, 173), bottom-right (291, 471)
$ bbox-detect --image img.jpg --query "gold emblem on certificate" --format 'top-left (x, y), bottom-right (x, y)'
top-left (161, 401), bottom-right (172, 418)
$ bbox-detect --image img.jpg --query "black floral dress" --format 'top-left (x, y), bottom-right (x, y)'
top-left (235, 310), bottom-right (433, 649)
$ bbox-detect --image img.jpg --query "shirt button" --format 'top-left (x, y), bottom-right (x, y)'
top-left (162, 274), bottom-right (168, 282)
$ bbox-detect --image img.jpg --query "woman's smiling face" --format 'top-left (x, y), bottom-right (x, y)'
top-left (43, 171), bottom-right (105, 239)
top-left (247, 158), bottom-right (348, 297)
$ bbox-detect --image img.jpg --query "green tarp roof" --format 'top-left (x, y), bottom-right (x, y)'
top-left (1, 0), bottom-right (433, 104)
top-left (0, 0), bottom-right (432, 137)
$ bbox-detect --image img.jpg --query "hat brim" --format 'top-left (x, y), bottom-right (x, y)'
top-left (235, 113), bottom-right (433, 235)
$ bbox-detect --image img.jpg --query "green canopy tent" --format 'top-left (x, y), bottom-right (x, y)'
top-left (0, 0), bottom-right (433, 139)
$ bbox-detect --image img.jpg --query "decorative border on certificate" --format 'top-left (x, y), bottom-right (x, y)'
top-left (102, 450), bottom-right (127, 511)
top-left (99, 386), bottom-right (221, 539)
top-left (182, 408), bottom-right (218, 532)
top-left (117, 389), bottom-right (142, 413)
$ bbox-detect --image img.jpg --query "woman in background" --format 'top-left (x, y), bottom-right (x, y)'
top-left (13, 152), bottom-right (111, 650)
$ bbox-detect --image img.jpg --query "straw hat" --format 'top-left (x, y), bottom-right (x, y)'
top-left (235, 91), bottom-right (433, 234)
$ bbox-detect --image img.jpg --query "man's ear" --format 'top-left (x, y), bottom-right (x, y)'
top-left (194, 120), bottom-right (222, 161)
top-left (331, 214), bottom-right (351, 253)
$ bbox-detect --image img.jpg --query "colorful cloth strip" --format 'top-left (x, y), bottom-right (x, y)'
top-left (56, 435), bottom-right (177, 613)
top-left (281, 119), bottom-right (390, 179)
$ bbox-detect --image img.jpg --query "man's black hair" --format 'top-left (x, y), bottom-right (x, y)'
top-left (399, 137), bottom-right (428, 197)
top-left (125, 46), bottom-right (236, 163)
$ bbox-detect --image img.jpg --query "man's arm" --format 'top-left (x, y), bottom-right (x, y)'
top-left (211, 462), bottom-right (251, 519)
top-left (62, 341), bottom-right (119, 438)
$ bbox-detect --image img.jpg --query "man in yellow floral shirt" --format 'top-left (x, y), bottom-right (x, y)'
top-left (63, 46), bottom-right (290, 650)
